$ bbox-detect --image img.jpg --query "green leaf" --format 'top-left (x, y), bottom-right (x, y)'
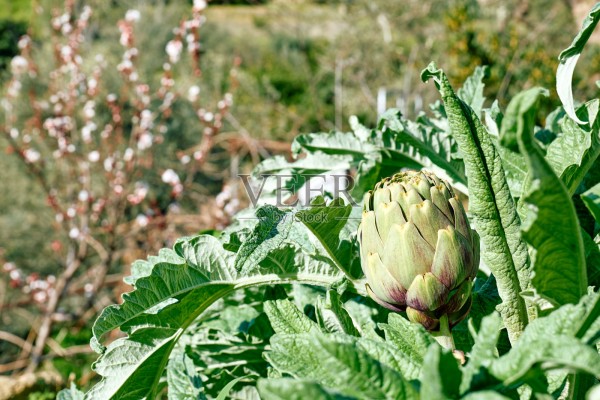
top-left (316, 290), bottom-right (360, 336)
top-left (92, 236), bottom-right (232, 350)
top-left (496, 145), bottom-right (527, 199)
top-left (296, 197), bottom-right (362, 280)
top-left (265, 332), bottom-right (418, 399)
top-left (557, 3), bottom-right (600, 124)
top-left (356, 337), bottom-right (423, 381)
top-left (487, 293), bottom-right (600, 387)
top-left (567, 372), bottom-right (598, 400)
top-left (422, 63), bottom-right (531, 343)
top-left (420, 344), bottom-right (462, 400)
top-left (514, 290), bottom-right (600, 343)
top-left (545, 100), bottom-right (600, 196)
top-left (253, 153), bottom-right (353, 178)
top-left (167, 349), bottom-right (205, 400)
top-left (461, 392), bottom-right (512, 400)
top-left (460, 312), bottom-right (502, 393)
top-left (291, 131), bottom-right (376, 157)
top-left (378, 109), bottom-right (467, 187)
top-left (234, 206), bottom-right (292, 274)
top-left (457, 65), bottom-right (488, 118)
top-left (87, 228), bottom-right (343, 398)
top-left (125, 248), bottom-right (183, 286)
top-left (264, 299), bottom-right (318, 334)
top-left (453, 275), bottom-right (503, 352)
top-left (483, 100), bottom-right (503, 136)
top-left (517, 104), bottom-right (587, 305)
top-left (379, 313), bottom-right (434, 366)
top-left (575, 291), bottom-right (600, 344)
top-left (215, 376), bottom-right (249, 400)
top-left (499, 87), bottom-right (548, 152)
top-left (181, 299), bottom-right (270, 398)
top-left (57, 383), bottom-right (85, 400)
top-left (489, 335), bottom-right (600, 386)
top-left (257, 378), bottom-right (342, 400)
top-left (582, 231), bottom-right (600, 289)
top-left (87, 327), bottom-right (181, 400)
top-left (342, 298), bottom-right (380, 338)
top-left (582, 182), bottom-right (600, 224)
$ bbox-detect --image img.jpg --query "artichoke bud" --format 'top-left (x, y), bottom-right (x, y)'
top-left (358, 170), bottom-right (479, 331)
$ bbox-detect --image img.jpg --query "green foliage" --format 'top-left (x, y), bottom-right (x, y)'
top-left (516, 90), bottom-right (587, 306)
top-left (422, 63), bottom-right (532, 343)
top-left (34, 1), bottom-right (600, 399)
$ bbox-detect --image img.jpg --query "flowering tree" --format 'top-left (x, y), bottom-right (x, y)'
top-left (0, 0), bottom-right (262, 378)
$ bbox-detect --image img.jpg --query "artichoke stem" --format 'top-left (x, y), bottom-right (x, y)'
top-left (432, 315), bottom-right (455, 351)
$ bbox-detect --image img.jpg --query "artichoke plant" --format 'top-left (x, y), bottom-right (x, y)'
top-left (358, 170), bottom-right (479, 338)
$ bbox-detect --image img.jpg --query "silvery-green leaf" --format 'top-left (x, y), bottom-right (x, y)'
top-left (422, 63), bottom-right (530, 343)
top-left (556, 3), bottom-right (600, 124)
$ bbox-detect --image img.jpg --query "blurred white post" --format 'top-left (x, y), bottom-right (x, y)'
top-left (414, 94), bottom-right (423, 114)
top-left (377, 87), bottom-right (387, 117)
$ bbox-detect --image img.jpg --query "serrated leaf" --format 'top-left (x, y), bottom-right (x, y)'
top-left (264, 299), bottom-right (318, 334)
top-left (342, 299), bottom-right (379, 337)
top-left (378, 109), bottom-right (467, 187)
top-left (316, 290), bottom-right (360, 336)
top-left (167, 349), bottom-right (205, 400)
top-left (515, 291), bottom-right (600, 343)
top-left (124, 248), bottom-right (187, 286)
top-left (489, 335), bottom-right (600, 386)
top-left (296, 197), bottom-right (362, 279)
top-left (356, 337), bottom-right (423, 381)
top-left (182, 315), bottom-right (268, 398)
top-left (496, 146), bottom-right (527, 199)
top-left (379, 313), bottom-right (434, 366)
top-left (517, 104), bottom-right (587, 305)
top-left (485, 292), bottom-right (600, 388)
top-left (422, 63), bottom-right (531, 342)
top-left (87, 327), bottom-right (181, 399)
top-left (253, 153), bottom-right (353, 178)
top-left (460, 312), bottom-right (502, 393)
top-left (545, 100), bottom-right (600, 196)
top-left (557, 3), bottom-right (600, 124)
top-left (499, 87), bottom-right (548, 152)
top-left (257, 378), bottom-right (342, 400)
top-left (420, 345), bottom-right (462, 400)
top-left (349, 115), bottom-right (371, 141)
top-left (292, 131), bottom-right (376, 157)
top-left (87, 226), bottom-right (344, 398)
top-left (234, 206), bottom-right (292, 274)
top-left (457, 66), bottom-right (488, 118)
top-left (265, 332), bottom-right (418, 399)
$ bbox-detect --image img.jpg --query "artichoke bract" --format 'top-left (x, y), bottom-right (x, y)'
top-left (358, 170), bottom-right (479, 331)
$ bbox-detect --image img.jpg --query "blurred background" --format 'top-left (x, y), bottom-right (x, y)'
top-left (0, 0), bottom-right (598, 398)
